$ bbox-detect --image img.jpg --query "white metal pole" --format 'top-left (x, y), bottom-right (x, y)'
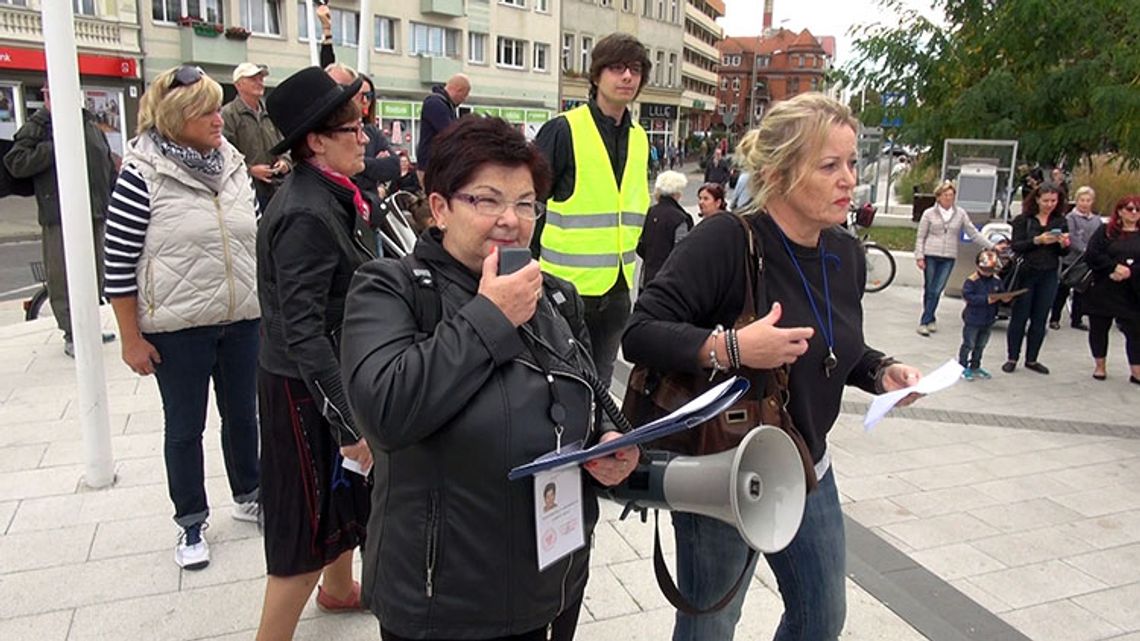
top-left (305, 0), bottom-right (319, 66)
top-left (357, 0), bottom-right (372, 74)
top-left (41, 0), bottom-right (114, 488)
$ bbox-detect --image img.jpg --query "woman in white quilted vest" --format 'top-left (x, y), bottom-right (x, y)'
top-left (103, 65), bottom-right (260, 572)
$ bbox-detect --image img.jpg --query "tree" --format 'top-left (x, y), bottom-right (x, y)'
top-left (842, 0), bottom-right (1140, 169)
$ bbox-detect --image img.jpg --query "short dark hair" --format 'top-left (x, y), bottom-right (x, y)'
top-left (699, 182), bottom-right (726, 207)
top-left (423, 116), bottom-right (552, 201)
top-left (290, 99), bottom-right (362, 162)
top-left (588, 33), bottom-right (652, 100)
top-left (543, 483), bottom-right (556, 496)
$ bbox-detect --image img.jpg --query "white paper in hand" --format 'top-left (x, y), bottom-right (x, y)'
top-left (863, 360), bottom-right (963, 431)
top-left (341, 456), bottom-right (373, 477)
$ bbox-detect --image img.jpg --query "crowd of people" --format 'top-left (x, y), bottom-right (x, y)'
top-left (3, 11), bottom-right (1139, 641)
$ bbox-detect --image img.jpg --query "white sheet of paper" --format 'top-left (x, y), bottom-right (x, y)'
top-left (863, 360), bottom-right (964, 431)
top-left (341, 456), bottom-right (373, 477)
top-left (534, 465), bottom-right (585, 571)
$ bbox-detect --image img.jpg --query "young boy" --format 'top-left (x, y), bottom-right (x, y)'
top-left (959, 249), bottom-right (1007, 380)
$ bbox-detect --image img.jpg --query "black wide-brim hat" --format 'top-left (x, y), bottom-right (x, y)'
top-left (267, 66), bottom-right (363, 156)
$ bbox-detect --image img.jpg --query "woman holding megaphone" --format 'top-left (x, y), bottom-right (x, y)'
top-left (623, 93), bottom-right (922, 641)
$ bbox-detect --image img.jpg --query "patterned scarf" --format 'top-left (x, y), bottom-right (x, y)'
top-left (309, 160), bottom-right (372, 224)
top-left (148, 129), bottom-right (225, 193)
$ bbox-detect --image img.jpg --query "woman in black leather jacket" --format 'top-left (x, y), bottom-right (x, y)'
top-left (255, 68), bottom-right (376, 640)
top-left (341, 117), bottom-right (638, 641)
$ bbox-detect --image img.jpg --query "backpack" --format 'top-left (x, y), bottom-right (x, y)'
top-left (0, 139), bottom-right (36, 198)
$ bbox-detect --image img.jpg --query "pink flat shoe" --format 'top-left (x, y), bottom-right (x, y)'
top-left (316, 580), bottom-right (365, 613)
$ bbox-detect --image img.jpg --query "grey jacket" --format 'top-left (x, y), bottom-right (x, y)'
top-left (3, 108), bottom-right (116, 226)
top-left (915, 205), bottom-right (992, 260)
top-left (1063, 209), bottom-right (1103, 264)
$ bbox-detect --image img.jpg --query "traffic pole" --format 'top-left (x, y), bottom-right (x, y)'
top-left (305, 0), bottom-right (319, 66)
top-left (357, 0), bottom-right (372, 75)
top-left (41, 0), bottom-right (114, 488)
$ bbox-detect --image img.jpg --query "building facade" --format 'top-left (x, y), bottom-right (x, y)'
top-left (137, 0), bottom-right (561, 156)
top-left (559, 0), bottom-right (685, 153)
top-left (679, 0), bottom-right (721, 139)
top-left (714, 27), bottom-right (830, 137)
top-left (0, 0), bottom-right (143, 161)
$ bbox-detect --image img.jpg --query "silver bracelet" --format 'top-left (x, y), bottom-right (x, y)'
top-left (726, 328), bottom-right (741, 370)
top-left (708, 325), bottom-right (727, 381)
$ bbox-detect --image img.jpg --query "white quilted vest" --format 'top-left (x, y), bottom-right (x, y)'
top-left (126, 134), bottom-right (260, 334)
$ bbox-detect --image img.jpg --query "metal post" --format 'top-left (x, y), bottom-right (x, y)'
top-left (41, 0), bottom-right (114, 488)
top-left (357, 0), bottom-right (372, 74)
top-left (305, 0), bottom-right (319, 66)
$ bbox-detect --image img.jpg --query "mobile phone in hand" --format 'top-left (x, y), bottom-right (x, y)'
top-left (498, 247), bottom-right (531, 275)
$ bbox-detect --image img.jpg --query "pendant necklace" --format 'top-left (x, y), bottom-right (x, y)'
top-left (777, 229), bottom-right (837, 378)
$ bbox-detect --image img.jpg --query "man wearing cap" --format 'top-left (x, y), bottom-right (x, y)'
top-left (221, 62), bottom-right (290, 210)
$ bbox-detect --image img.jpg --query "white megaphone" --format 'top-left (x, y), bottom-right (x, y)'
top-left (609, 425), bottom-right (806, 553)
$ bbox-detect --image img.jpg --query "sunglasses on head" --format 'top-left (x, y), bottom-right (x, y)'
top-left (169, 65), bottom-right (205, 90)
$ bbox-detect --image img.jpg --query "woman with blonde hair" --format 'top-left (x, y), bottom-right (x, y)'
top-left (913, 179), bottom-right (995, 336)
top-left (103, 65), bottom-right (261, 570)
top-left (623, 92), bottom-right (922, 641)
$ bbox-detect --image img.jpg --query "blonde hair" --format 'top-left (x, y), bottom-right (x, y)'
top-left (738, 92), bottom-right (858, 211)
top-left (934, 180), bottom-right (957, 198)
top-left (1074, 185), bottom-right (1095, 200)
top-left (654, 170), bottom-right (688, 198)
top-left (137, 66), bottom-right (223, 139)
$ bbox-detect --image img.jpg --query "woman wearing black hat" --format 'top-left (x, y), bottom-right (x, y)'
top-left (254, 67), bottom-right (376, 640)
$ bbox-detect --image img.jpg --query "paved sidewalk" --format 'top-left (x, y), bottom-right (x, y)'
top-left (1, 283), bottom-right (1137, 640)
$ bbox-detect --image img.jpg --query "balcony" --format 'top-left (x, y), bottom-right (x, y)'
top-left (685, 2), bottom-right (721, 39)
top-left (419, 55), bottom-right (461, 84)
top-left (682, 31), bottom-right (718, 63)
top-left (179, 27), bottom-right (247, 67)
top-left (681, 60), bottom-right (717, 86)
top-left (0, 5), bottom-right (141, 54)
top-left (421, 0), bottom-right (465, 17)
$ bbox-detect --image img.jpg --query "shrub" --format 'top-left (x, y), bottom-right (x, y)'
top-left (894, 160), bottom-right (938, 205)
top-left (1072, 156), bottom-right (1140, 214)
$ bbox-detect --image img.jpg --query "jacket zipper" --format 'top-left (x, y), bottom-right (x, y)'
top-left (558, 549), bottom-right (574, 617)
top-left (425, 489), bottom-right (441, 597)
top-left (352, 227), bottom-right (376, 260)
top-left (213, 194), bottom-right (237, 319)
top-left (511, 359), bottom-right (597, 442)
top-left (145, 260), bottom-right (155, 317)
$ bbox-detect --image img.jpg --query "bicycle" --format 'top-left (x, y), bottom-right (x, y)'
top-left (23, 260), bottom-right (49, 321)
top-left (844, 204), bottom-right (897, 293)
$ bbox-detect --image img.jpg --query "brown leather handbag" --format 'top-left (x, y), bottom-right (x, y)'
top-left (621, 214), bottom-right (817, 493)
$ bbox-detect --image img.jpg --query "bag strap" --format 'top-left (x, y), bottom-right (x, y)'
top-left (400, 255), bottom-right (441, 337)
top-left (652, 510), bottom-right (756, 615)
top-left (732, 213), bottom-right (766, 322)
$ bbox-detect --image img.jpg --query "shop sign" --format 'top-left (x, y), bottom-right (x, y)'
top-left (640, 103), bottom-right (677, 120)
top-left (380, 101), bottom-right (414, 118)
top-left (499, 108), bottom-right (526, 122)
top-left (473, 106), bottom-right (500, 116)
top-left (0, 46), bottom-right (137, 78)
top-left (525, 110), bottom-right (549, 124)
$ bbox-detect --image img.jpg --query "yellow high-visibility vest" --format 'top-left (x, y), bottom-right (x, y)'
top-left (540, 105), bottom-right (649, 296)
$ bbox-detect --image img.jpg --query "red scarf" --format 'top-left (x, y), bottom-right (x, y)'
top-left (309, 160), bottom-right (371, 224)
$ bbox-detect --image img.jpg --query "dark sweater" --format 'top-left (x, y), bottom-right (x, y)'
top-left (961, 272), bottom-right (1004, 326)
top-left (1011, 210), bottom-right (1070, 272)
top-left (1082, 227), bottom-right (1140, 319)
top-left (636, 195), bottom-right (693, 288)
top-left (623, 213), bottom-right (886, 463)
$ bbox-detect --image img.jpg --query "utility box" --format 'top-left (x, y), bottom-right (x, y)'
top-left (956, 162), bottom-right (1000, 216)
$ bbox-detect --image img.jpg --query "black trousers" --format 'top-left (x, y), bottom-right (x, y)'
top-left (581, 280), bottom-right (632, 388)
top-left (1088, 315), bottom-right (1140, 364)
top-left (379, 597), bottom-right (583, 641)
top-left (1049, 280), bottom-right (1084, 324)
top-left (42, 220), bottom-right (105, 340)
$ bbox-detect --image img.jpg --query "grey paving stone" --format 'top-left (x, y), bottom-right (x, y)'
top-left (967, 560), bottom-right (1107, 610)
top-left (1063, 543), bottom-right (1140, 587)
top-left (0, 464), bottom-right (84, 501)
top-left (880, 513), bottom-right (1002, 550)
top-left (895, 461), bottom-right (1000, 491)
top-left (0, 610), bottom-right (73, 641)
top-left (968, 498), bottom-right (1084, 533)
top-left (950, 577), bottom-right (1015, 614)
top-left (0, 523), bottom-right (95, 574)
top-left (0, 499), bottom-right (16, 535)
top-left (842, 497), bottom-right (917, 528)
top-left (1063, 512), bottom-right (1140, 550)
top-left (39, 433), bottom-right (163, 468)
top-left (587, 520), bottom-right (641, 568)
top-left (89, 512), bottom-right (261, 561)
top-left (1051, 486), bottom-right (1140, 519)
top-left (910, 543), bottom-right (1007, 581)
top-left (1000, 599), bottom-right (1124, 641)
top-left (606, 557), bottom-right (670, 612)
top-left (972, 524), bottom-right (1098, 568)
top-left (972, 474), bottom-right (1083, 504)
top-left (1073, 583), bottom-right (1140, 631)
top-left (0, 443), bottom-right (46, 473)
top-left (837, 475), bottom-right (922, 501)
top-left (890, 485), bottom-right (1002, 519)
top-left (581, 565), bottom-right (642, 621)
top-left (7, 483), bottom-right (170, 533)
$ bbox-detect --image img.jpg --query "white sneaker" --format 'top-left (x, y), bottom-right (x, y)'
top-left (175, 523), bottom-right (210, 570)
top-left (927, 322), bottom-right (938, 333)
top-left (916, 325), bottom-right (930, 336)
top-left (232, 500), bottom-right (261, 524)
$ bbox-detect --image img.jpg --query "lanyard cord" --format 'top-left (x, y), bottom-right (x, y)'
top-left (776, 230), bottom-right (836, 373)
top-left (520, 330), bottom-right (569, 438)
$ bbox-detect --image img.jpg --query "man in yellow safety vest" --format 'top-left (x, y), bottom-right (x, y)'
top-left (532, 33), bottom-right (653, 386)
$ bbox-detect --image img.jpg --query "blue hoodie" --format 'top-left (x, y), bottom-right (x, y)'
top-left (961, 271), bottom-right (1004, 326)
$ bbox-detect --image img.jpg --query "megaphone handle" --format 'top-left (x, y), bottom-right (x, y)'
top-left (652, 511), bottom-right (757, 616)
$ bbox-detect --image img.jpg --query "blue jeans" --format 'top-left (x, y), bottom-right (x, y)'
top-left (146, 319), bottom-right (260, 527)
top-left (920, 256), bottom-right (955, 325)
top-left (1006, 268), bottom-right (1059, 362)
top-left (671, 469), bottom-right (846, 641)
top-left (958, 324), bottom-right (992, 369)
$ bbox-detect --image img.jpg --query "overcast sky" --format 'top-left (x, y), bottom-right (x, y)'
top-left (718, 0), bottom-right (943, 65)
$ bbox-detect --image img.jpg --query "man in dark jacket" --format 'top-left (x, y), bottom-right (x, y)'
top-left (415, 73), bottom-right (470, 181)
top-left (3, 85), bottom-right (116, 356)
top-left (704, 147), bottom-right (731, 186)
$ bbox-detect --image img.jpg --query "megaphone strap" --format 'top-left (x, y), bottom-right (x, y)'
top-left (651, 510), bottom-right (756, 616)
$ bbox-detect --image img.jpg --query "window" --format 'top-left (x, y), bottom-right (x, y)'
top-left (374, 17), bottom-right (396, 51)
top-left (656, 0), bottom-right (664, 20)
top-left (669, 0), bottom-right (677, 22)
top-left (810, 77), bottom-right (820, 91)
top-left (73, 0), bottom-right (96, 15)
top-left (240, 0), bottom-right (280, 35)
top-left (717, 104), bottom-right (726, 115)
top-left (720, 77), bottom-right (727, 90)
top-left (500, 0), bottom-right (525, 7)
top-left (155, 0), bottom-right (224, 24)
top-left (533, 43), bottom-right (549, 72)
top-left (468, 32), bottom-right (487, 63)
top-left (409, 22), bottom-right (460, 58)
top-left (795, 54), bottom-right (803, 68)
top-left (497, 37), bottom-right (526, 68)
top-left (731, 77), bottom-right (739, 90)
top-left (535, 0), bottom-right (548, 10)
top-left (654, 51), bottom-right (664, 85)
top-left (733, 55), bottom-right (741, 66)
top-left (756, 55), bottom-right (770, 68)
top-left (581, 36), bottom-right (592, 74)
top-left (788, 77), bottom-right (800, 94)
top-left (562, 33), bottom-right (575, 72)
top-left (600, 0), bottom-right (612, 6)
top-left (0, 0), bottom-right (28, 6)
top-left (642, 0), bottom-right (651, 17)
top-left (667, 53), bottom-right (677, 87)
top-left (298, 3), bottom-right (357, 45)
top-left (623, 0), bottom-right (631, 10)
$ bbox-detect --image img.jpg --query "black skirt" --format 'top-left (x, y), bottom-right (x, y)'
top-left (258, 368), bottom-right (371, 576)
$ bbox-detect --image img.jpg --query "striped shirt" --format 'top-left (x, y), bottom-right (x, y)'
top-left (102, 163), bottom-right (260, 297)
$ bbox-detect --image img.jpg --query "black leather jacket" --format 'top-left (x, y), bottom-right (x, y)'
top-left (257, 161), bottom-right (376, 446)
top-left (341, 231), bottom-right (602, 638)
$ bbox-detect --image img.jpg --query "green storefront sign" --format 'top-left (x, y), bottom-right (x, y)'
top-left (526, 110), bottom-right (549, 124)
top-left (473, 106), bottom-right (501, 117)
top-left (499, 108), bottom-right (526, 123)
top-left (380, 101), bottom-right (414, 118)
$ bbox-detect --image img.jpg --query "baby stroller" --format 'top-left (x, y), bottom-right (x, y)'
top-left (370, 190), bottom-right (429, 257)
top-left (981, 223), bottom-right (1016, 320)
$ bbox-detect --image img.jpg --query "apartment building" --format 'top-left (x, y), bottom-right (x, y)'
top-left (715, 27), bottom-right (829, 135)
top-left (0, 0), bottom-right (143, 159)
top-left (559, 0), bottom-right (684, 152)
top-left (679, 0), bottom-right (720, 138)
top-left (138, 0), bottom-right (561, 154)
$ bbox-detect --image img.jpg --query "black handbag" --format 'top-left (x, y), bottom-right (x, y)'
top-left (1060, 252), bottom-right (1093, 293)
